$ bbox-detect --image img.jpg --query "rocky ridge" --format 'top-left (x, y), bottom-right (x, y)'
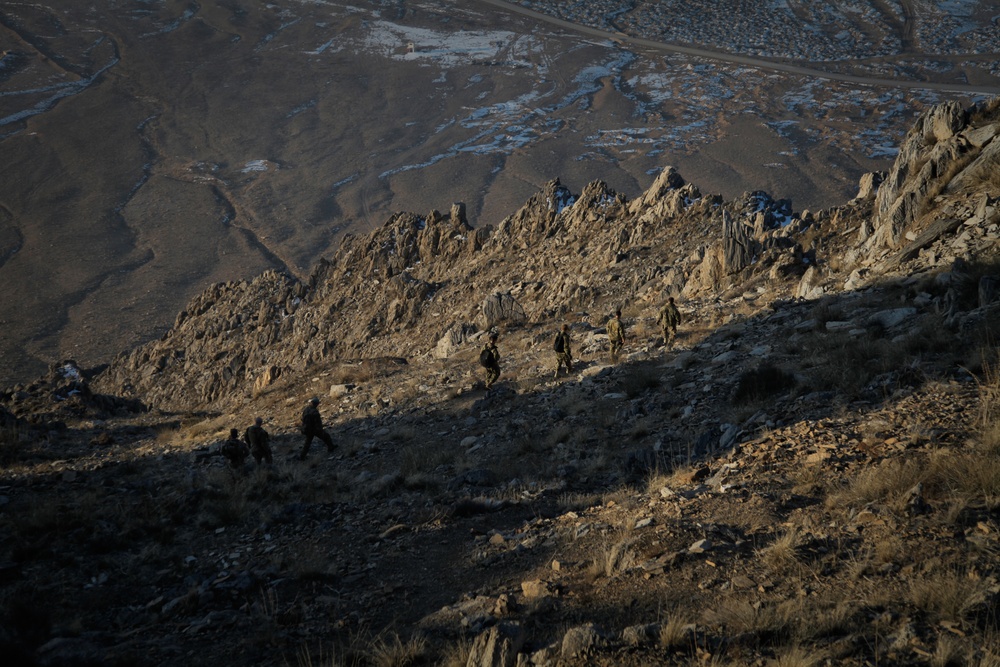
top-left (1, 98), bottom-right (1000, 666)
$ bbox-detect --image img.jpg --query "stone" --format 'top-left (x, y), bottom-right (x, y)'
top-left (252, 365), bottom-right (281, 395)
top-left (521, 579), bottom-right (555, 599)
top-left (711, 350), bottom-right (739, 365)
top-left (796, 266), bottom-right (825, 299)
top-left (434, 322), bottom-right (478, 359)
top-left (867, 307), bottom-right (916, 329)
top-left (480, 292), bottom-right (526, 329)
top-left (329, 383), bottom-right (352, 398)
top-left (855, 171), bottom-right (884, 200)
top-left (467, 622), bottom-right (524, 667)
top-left (561, 624), bottom-right (606, 659)
top-left (621, 623), bottom-right (659, 647)
top-left (680, 464), bottom-right (710, 485)
top-left (688, 539), bottom-right (712, 553)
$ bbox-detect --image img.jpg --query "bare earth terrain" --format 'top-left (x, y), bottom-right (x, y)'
top-left (0, 0), bottom-right (997, 385)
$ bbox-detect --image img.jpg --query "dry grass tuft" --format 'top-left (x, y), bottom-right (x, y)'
top-left (979, 648), bottom-right (1000, 667)
top-left (400, 441), bottom-right (460, 477)
top-left (367, 630), bottom-right (427, 667)
top-left (908, 570), bottom-right (991, 621)
top-left (294, 642), bottom-right (362, 667)
top-left (704, 598), bottom-right (801, 645)
top-left (977, 349), bottom-right (1000, 435)
top-left (436, 636), bottom-right (473, 667)
top-left (618, 364), bottom-right (663, 398)
top-left (556, 491), bottom-right (603, 513)
top-left (827, 457), bottom-right (924, 509)
top-left (758, 527), bottom-right (801, 571)
top-left (732, 364), bottom-right (795, 405)
top-left (165, 414), bottom-right (233, 446)
top-left (588, 535), bottom-right (638, 580)
top-left (769, 645), bottom-right (827, 667)
top-left (931, 634), bottom-right (966, 667)
top-left (659, 614), bottom-right (694, 650)
top-left (796, 601), bottom-right (857, 641)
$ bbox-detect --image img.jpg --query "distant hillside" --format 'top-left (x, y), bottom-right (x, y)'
top-left (0, 0), bottom-right (970, 388)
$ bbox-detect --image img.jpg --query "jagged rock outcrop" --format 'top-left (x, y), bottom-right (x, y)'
top-left (467, 622), bottom-right (524, 667)
top-left (91, 203), bottom-right (491, 409)
top-left (681, 192), bottom-right (803, 295)
top-left (92, 95), bottom-right (999, 413)
top-left (494, 178), bottom-right (579, 248)
top-left (480, 292), bottom-right (526, 329)
top-left (91, 171), bottom-right (807, 410)
top-left (867, 98), bottom-right (999, 249)
top-left (434, 323), bottom-right (479, 359)
top-left (2, 360), bottom-right (145, 423)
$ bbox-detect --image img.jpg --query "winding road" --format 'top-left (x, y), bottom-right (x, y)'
top-left (474, 0), bottom-right (1000, 95)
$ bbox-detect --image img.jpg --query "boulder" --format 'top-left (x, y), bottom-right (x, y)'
top-left (467, 622), bottom-right (524, 667)
top-left (722, 209), bottom-right (756, 274)
top-left (561, 624), bottom-right (607, 659)
top-left (855, 171), bottom-right (885, 201)
top-left (480, 293), bottom-right (526, 329)
top-left (435, 323), bottom-right (478, 359)
top-left (796, 266), bottom-right (825, 299)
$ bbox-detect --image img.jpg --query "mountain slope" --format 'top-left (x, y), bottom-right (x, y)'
top-left (1, 97), bottom-right (1000, 667)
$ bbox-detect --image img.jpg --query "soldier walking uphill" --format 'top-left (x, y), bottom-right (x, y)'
top-left (298, 397), bottom-right (334, 461)
top-left (657, 296), bottom-right (682, 349)
top-left (553, 324), bottom-right (573, 378)
top-left (606, 309), bottom-right (625, 363)
top-left (480, 332), bottom-right (501, 390)
top-left (245, 416), bottom-right (273, 465)
top-left (220, 428), bottom-right (250, 469)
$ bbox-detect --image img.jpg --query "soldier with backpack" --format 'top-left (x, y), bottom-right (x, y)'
top-left (606, 309), bottom-right (625, 362)
top-left (298, 397), bottom-right (335, 461)
top-left (657, 296), bottom-right (682, 349)
top-left (220, 428), bottom-right (250, 469)
top-left (244, 416), bottom-right (273, 465)
top-left (553, 323), bottom-right (573, 378)
top-left (479, 332), bottom-right (501, 389)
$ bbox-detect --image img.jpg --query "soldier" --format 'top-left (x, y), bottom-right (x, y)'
top-left (244, 416), bottom-right (273, 465)
top-left (298, 397), bottom-right (334, 461)
top-left (220, 428), bottom-right (250, 469)
top-left (657, 296), bottom-right (682, 349)
top-left (554, 323), bottom-right (573, 378)
top-left (480, 332), bottom-right (501, 389)
top-left (606, 309), bottom-right (625, 362)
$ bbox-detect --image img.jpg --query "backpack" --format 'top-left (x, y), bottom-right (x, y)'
top-left (479, 346), bottom-right (492, 367)
top-left (553, 332), bottom-right (564, 353)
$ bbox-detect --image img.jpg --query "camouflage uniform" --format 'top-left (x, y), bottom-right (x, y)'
top-left (220, 428), bottom-right (250, 469)
top-left (245, 418), bottom-right (273, 465)
top-left (606, 314), bottom-right (625, 362)
top-left (482, 340), bottom-right (501, 388)
top-left (299, 399), bottom-right (334, 460)
top-left (554, 328), bottom-right (573, 377)
top-left (657, 299), bottom-right (682, 348)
